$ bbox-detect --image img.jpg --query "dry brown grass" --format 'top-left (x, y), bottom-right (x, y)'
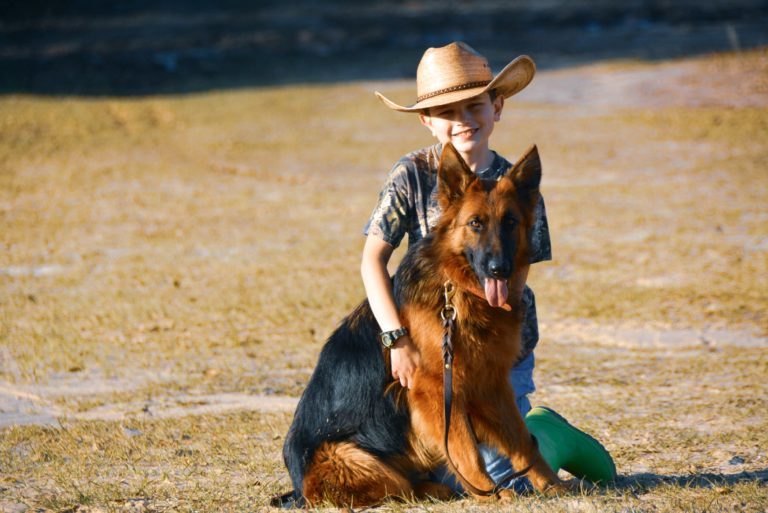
top-left (1, 49), bottom-right (767, 512)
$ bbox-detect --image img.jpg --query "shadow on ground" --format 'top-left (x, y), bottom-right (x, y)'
top-left (2, 0), bottom-right (767, 96)
top-left (616, 469), bottom-right (768, 491)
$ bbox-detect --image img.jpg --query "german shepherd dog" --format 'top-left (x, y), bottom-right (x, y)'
top-left (277, 143), bottom-right (564, 507)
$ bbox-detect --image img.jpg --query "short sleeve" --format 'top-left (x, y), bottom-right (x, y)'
top-left (529, 195), bottom-right (552, 264)
top-left (362, 162), bottom-right (412, 248)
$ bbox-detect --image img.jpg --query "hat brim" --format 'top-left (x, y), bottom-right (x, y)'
top-left (375, 55), bottom-right (536, 113)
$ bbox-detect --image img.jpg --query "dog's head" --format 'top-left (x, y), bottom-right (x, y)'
top-left (436, 143), bottom-right (541, 308)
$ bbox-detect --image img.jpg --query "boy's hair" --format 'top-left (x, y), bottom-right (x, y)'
top-left (421, 89), bottom-right (498, 116)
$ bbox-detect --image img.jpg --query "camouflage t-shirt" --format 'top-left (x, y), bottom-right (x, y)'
top-left (363, 143), bottom-right (552, 360)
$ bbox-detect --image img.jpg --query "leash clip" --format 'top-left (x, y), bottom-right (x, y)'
top-left (440, 280), bottom-right (458, 321)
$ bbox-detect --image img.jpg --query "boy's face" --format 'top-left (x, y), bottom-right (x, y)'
top-left (419, 92), bottom-right (504, 157)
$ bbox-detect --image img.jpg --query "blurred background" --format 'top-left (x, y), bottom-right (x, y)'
top-left (2, 0), bottom-right (768, 95)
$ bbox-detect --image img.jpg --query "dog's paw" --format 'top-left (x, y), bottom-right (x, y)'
top-left (414, 481), bottom-right (456, 501)
top-left (541, 479), bottom-right (575, 497)
top-left (497, 488), bottom-right (516, 502)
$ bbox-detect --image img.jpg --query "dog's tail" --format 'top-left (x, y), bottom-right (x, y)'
top-left (278, 423), bottom-right (312, 508)
top-left (270, 490), bottom-right (304, 509)
top-left (272, 430), bottom-right (308, 508)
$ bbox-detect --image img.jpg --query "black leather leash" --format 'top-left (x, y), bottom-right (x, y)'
top-left (440, 281), bottom-right (537, 496)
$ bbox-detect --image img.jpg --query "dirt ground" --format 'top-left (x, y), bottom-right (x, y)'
top-left (0, 48), bottom-right (767, 511)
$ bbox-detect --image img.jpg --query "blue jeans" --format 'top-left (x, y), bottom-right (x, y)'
top-left (430, 352), bottom-right (536, 494)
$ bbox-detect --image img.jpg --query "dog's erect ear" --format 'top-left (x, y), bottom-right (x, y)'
top-left (438, 143), bottom-right (476, 209)
top-left (506, 144), bottom-right (541, 201)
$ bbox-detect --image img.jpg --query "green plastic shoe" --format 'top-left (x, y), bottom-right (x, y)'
top-left (524, 406), bottom-right (617, 484)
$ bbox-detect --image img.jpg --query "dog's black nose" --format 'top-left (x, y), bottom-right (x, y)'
top-left (488, 259), bottom-right (510, 279)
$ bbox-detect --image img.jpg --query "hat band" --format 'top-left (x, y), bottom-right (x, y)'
top-left (416, 80), bottom-right (492, 103)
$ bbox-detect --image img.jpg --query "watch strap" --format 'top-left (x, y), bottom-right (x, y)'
top-left (380, 326), bottom-right (409, 348)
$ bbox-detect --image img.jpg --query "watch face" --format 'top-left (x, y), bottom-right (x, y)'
top-left (381, 328), bottom-right (406, 348)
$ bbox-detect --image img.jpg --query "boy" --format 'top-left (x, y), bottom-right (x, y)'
top-left (361, 42), bottom-right (615, 491)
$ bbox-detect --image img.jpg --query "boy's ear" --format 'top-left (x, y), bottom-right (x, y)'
top-left (438, 143), bottom-right (475, 208)
top-left (506, 145), bottom-right (541, 202)
top-left (493, 95), bottom-right (504, 122)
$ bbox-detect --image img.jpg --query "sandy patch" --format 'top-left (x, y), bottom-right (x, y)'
top-left (0, 381), bottom-right (297, 428)
top-left (1, 319), bottom-right (762, 427)
top-left (518, 50), bottom-right (768, 109)
top-left (541, 319), bottom-right (767, 350)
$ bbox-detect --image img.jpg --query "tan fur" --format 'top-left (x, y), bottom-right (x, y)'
top-left (404, 147), bottom-right (560, 494)
top-left (303, 441), bottom-right (413, 506)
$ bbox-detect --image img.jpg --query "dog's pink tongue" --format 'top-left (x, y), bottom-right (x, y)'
top-left (484, 278), bottom-right (509, 308)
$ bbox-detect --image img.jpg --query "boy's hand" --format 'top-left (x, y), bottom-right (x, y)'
top-left (390, 335), bottom-right (420, 389)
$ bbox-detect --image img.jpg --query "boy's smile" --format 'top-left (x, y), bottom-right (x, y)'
top-left (452, 127), bottom-right (478, 138)
top-left (419, 92), bottom-right (504, 170)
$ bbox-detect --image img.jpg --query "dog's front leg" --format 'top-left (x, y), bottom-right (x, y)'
top-left (441, 407), bottom-right (501, 500)
top-left (411, 389), bottom-right (499, 500)
top-left (474, 390), bottom-right (564, 494)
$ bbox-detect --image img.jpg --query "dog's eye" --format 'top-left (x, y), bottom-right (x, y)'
top-left (504, 215), bottom-right (517, 227)
top-left (468, 218), bottom-right (483, 230)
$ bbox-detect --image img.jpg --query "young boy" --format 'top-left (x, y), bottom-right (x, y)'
top-left (361, 42), bottom-right (615, 491)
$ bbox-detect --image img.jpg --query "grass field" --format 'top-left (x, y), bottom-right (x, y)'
top-left (1, 49), bottom-right (767, 512)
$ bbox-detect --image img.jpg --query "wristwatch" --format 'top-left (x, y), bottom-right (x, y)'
top-left (380, 326), bottom-right (409, 348)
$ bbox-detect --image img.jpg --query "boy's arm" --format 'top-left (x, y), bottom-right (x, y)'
top-left (361, 234), bottom-right (421, 389)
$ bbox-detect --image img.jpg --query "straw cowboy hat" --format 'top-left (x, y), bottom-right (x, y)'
top-left (375, 41), bottom-right (535, 113)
